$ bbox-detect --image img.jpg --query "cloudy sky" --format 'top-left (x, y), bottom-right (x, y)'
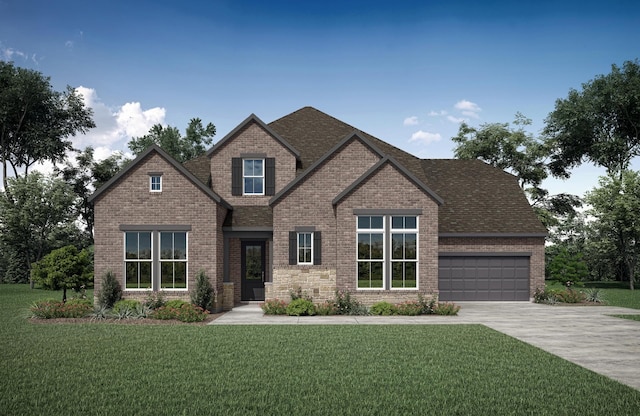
top-left (1, 0), bottom-right (639, 197)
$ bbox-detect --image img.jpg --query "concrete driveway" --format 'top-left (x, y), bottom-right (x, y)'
top-left (211, 302), bottom-right (640, 391)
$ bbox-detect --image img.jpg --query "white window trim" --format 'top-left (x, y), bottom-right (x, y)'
top-left (297, 232), bottom-right (314, 265)
top-left (242, 158), bottom-right (265, 196)
top-left (159, 231), bottom-right (189, 291)
top-left (124, 231), bottom-right (153, 291)
top-left (390, 216), bottom-right (419, 291)
top-left (150, 175), bottom-right (162, 193)
top-left (356, 216), bottom-right (386, 290)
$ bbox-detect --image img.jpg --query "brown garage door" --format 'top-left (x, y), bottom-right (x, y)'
top-left (438, 255), bottom-right (530, 301)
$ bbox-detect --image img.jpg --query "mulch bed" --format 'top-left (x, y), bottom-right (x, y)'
top-left (28, 311), bottom-right (226, 325)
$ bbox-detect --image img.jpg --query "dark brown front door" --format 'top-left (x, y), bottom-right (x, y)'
top-left (241, 241), bottom-right (265, 301)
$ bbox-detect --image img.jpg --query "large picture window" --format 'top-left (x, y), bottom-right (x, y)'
top-left (243, 159), bottom-right (264, 195)
top-left (357, 216), bottom-right (385, 289)
top-left (160, 232), bottom-right (187, 289)
top-left (356, 215), bottom-right (418, 290)
top-left (125, 232), bottom-right (152, 289)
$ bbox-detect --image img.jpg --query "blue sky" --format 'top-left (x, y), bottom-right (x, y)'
top-left (1, 0), bottom-right (639, 197)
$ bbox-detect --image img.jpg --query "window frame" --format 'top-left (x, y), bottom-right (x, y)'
top-left (150, 175), bottom-right (162, 192)
top-left (124, 231), bottom-right (153, 290)
top-left (356, 216), bottom-right (386, 290)
top-left (390, 216), bottom-right (419, 290)
top-left (242, 158), bottom-right (265, 196)
top-left (159, 231), bottom-right (188, 291)
top-left (297, 232), bottom-right (313, 265)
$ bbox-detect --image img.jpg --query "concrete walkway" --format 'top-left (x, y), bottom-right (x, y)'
top-left (211, 302), bottom-right (640, 391)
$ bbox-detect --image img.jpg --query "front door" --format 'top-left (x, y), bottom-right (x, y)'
top-left (241, 241), bottom-right (265, 301)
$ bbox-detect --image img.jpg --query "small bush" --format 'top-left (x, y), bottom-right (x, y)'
top-left (418, 294), bottom-right (437, 315)
top-left (555, 288), bottom-right (585, 304)
top-left (370, 301), bottom-right (397, 316)
top-left (112, 299), bottom-right (141, 319)
top-left (152, 303), bottom-right (208, 322)
top-left (286, 298), bottom-right (316, 316)
top-left (90, 306), bottom-right (110, 321)
top-left (165, 299), bottom-right (189, 309)
top-left (533, 287), bottom-right (559, 305)
top-left (434, 302), bottom-right (461, 316)
top-left (97, 271), bottom-right (122, 309)
top-left (396, 301), bottom-right (422, 316)
top-left (191, 270), bottom-right (215, 311)
top-left (315, 301), bottom-right (338, 316)
top-left (143, 291), bottom-right (165, 309)
top-left (584, 288), bottom-right (605, 303)
top-left (30, 298), bottom-right (92, 319)
top-left (333, 290), bottom-right (368, 315)
top-left (289, 286), bottom-right (313, 302)
top-left (261, 299), bottom-right (288, 315)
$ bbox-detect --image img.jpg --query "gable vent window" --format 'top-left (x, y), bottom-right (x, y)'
top-left (150, 174), bottom-right (162, 192)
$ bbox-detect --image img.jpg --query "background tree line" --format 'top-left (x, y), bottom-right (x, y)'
top-left (2, 59), bottom-right (640, 290)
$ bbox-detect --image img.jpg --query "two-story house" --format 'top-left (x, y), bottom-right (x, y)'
top-left (89, 107), bottom-right (547, 309)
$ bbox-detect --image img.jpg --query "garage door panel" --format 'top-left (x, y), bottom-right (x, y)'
top-left (439, 256), bottom-right (530, 301)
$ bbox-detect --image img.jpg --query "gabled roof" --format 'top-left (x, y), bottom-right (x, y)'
top-left (206, 113), bottom-right (300, 160)
top-left (269, 130), bottom-right (386, 205)
top-left (88, 144), bottom-right (232, 210)
top-left (332, 156), bottom-right (444, 206)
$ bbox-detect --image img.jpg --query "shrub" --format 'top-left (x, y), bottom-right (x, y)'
top-left (261, 299), bottom-right (287, 315)
top-left (96, 271), bottom-right (122, 309)
top-left (112, 299), bottom-right (141, 319)
top-left (30, 245), bottom-right (93, 302)
top-left (434, 302), bottom-right (461, 316)
top-left (418, 294), bottom-right (438, 315)
top-left (191, 270), bottom-right (215, 311)
top-left (152, 303), bottom-right (208, 322)
top-left (584, 288), bottom-right (605, 303)
top-left (30, 299), bottom-right (62, 319)
top-left (286, 298), bottom-right (316, 316)
top-left (90, 305), bottom-right (110, 321)
top-left (165, 299), bottom-right (189, 309)
top-left (333, 290), bottom-right (367, 315)
top-left (547, 246), bottom-right (588, 287)
top-left (30, 298), bottom-right (92, 319)
top-left (143, 291), bottom-right (165, 310)
top-left (533, 287), bottom-right (558, 305)
top-left (370, 301), bottom-right (397, 316)
top-left (289, 286), bottom-right (313, 302)
top-left (315, 301), bottom-right (338, 316)
top-left (396, 301), bottom-right (422, 316)
top-left (555, 288), bottom-right (585, 304)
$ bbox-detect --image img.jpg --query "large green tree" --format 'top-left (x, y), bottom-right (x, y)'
top-left (31, 245), bottom-right (93, 302)
top-left (0, 173), bottom-right (77, 283)
top-left (586, 170), bottom-right (640, 290)
top-left (544, 59), bottom-right (640, 179)
top-left (128, 118), bottom-right (215, 162)
top-left (0, 61), bottom-right (95, 190)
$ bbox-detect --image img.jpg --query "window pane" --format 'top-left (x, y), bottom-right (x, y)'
top-left (253, 177), bottom-right (263, 193)
top-left (244, 178), bottom-right (253, 193)
top-left (392, 216), bottom-right (403, 229)
top-left (244, 159), bottom-right (254, 176)
top-left (174, 262), bottom-right (187, 288)
top-left (405, 234), bottom-right (417, 259)
top-left (125, 263), bottom-right (138, 288)
top-left (392, 234), bottom-right (404, 259)
top-left (392, 262), bottom-right (404, 288)
top-left (357, 216), bottom-right (370, 229)
top-left (357, 262), bottom-right (370, 288)
top-left (405, 216), bottom-right (417, 229)
top-left (405, 262), bottom-right (417, 288)
top-left (125, 233), bottom-right (138, 259)
top-left (160, 232), bottom-right (173, 259)
top-left (358, 234), bottom-right (370, 259)
top-left (139, 232), bottom-right (152, 260)
top-left (174, 232), bottom-right (186, 259)
top-left (371, 233), bottom-right (384, 259)
top-left (161, 262), bottom-right (173, 288)
top-left (371, 262), bottom-right (383, 288)
top-left (371, 216), bottom-right (383, 229)
top-left (253, 160), bottom-right (263, 176)
top-left (139, 262), bottom-right (152, 289)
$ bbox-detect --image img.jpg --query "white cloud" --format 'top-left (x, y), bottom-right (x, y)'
top-left (403, 116), bottom-right (419, 126)
top-left (65, 40), bottom-right (74, 49)
top-left (409, 130), bottom-right (442, 145)
top-left (0, 42), bottom-right (39, 64)
top-left (73, 86), bottom-right (166, 149)
top-left (428, 110), bottom-right (447, 117)
top-left (447, 115), bottom-right (465, 123)
top-left (454, 100), bottom-right (481, 118)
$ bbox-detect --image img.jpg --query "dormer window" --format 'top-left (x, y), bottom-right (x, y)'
top-left (243, 159), bottom-right (264, 195)
top-left (149, 173), bottom-right (162, 192)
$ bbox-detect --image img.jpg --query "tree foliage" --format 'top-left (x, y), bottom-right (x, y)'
top-left (0, 172), bottom-right (77, 283)
top-left (544, 59), bottom-right (640, 178)
top-left (128, 118), bottom-right (215, 162)
top-left (30, 245), bottom-right (93, 302)
top-left (586, 171), bottom-right (640, 290)
top-left (0, 61), bottom-right (95, 189)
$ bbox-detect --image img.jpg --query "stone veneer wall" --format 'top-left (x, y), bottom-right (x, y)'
top-left (267, 269), bottom-right (337, 301)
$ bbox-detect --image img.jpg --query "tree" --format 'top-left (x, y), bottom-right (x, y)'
top-left (56, 147), bottom-right (129, 243)
top-left (0, 173), bottom-right (77, 283)
top-left (586, 170), bottom-right (640, 290)
top-left (544, 59), bottom-right (640, 179)
top-left (451, 113), bottom-right (581, 227)
top-left (30, 245), bottom-right (93, 302)
top-left (0, 61), bottom-right (95, 190)
top-left (128, 118), bottom-right (215, 162)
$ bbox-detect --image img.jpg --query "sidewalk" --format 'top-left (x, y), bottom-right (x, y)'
top-left (211, 302), bottom-right (640, 391)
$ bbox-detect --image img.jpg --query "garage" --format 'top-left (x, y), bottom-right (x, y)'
top-left (438, 255), bottom-right (530, 301)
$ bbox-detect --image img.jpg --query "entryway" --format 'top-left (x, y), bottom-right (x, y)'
top-left (241, 241), bottom-right (265, 301)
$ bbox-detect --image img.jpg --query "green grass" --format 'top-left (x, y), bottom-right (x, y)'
top-left (546, 280), bottom-right (640, 309)
top-left (612, 314), bottom-right (640, 322)
top-left (2, 284), bottom-right (640, 415)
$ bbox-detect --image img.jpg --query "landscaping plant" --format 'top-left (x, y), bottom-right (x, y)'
top-left (190, 269), bottom-right (215, 311)
top-left (286, 298), bottom-right (316, 316)
top-left (96, 270), bottom-right (122, 309)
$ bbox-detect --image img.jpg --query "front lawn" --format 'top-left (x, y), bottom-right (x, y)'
top-left (1, 284), bottom-right (639, 415)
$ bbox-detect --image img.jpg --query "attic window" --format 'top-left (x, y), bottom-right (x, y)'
top-left (150, 174), bottom-right (162, 192)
